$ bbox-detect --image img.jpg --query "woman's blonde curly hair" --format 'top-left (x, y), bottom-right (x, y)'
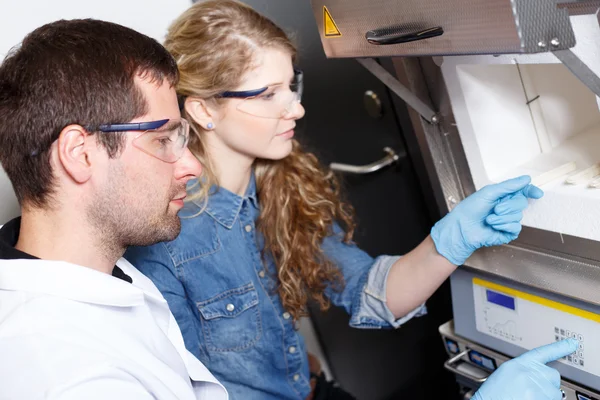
top-left (166, 0), bottom-right (356, 320)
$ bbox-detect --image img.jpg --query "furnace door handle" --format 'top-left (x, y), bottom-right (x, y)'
top-left (444, 349), bottom-right (489, 384)
top-left (366, 26), bottom-right (444, 45)
top-left (329, 147), bottom-right (403, 174)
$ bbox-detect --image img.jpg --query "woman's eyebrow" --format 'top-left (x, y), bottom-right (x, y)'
top-left (254, 74), bottom-right (295, 88)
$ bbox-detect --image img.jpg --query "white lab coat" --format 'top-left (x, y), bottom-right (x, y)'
top-left (0, 258), bottom-right (228, 400)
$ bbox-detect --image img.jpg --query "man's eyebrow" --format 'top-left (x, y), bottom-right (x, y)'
top-left (155, 120), bottom-right (182, 132)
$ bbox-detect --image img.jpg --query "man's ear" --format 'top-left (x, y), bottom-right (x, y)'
top-left (185, 97), bottom-right (218, 131)
top-left (56, 125), bottom-right (95, 184)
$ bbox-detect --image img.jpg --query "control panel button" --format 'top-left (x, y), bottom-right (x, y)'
top-left (576, 391), bottom-right (598, 400)
top-left (445, 339), bottom-right (459, 354)
top-left (468, 349), bottom-right (497, 371)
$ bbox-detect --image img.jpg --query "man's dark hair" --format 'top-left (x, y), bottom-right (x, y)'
top-left (0, 19), bottom-right (179, 208)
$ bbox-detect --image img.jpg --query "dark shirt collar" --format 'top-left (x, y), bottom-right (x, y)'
top-left (0, 217), bottom-right (132, 283)
top-left (0, 218), bottom-right (34, 260)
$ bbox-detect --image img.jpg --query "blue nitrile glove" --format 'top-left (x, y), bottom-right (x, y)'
top-left (473, 338), bottom-right (578, 400)
top-left (431, 175), bottom-right (544, 265)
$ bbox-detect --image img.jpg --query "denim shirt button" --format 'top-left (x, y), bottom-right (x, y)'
top-left (293, 374), bottom-right (300, 381)
top-left (226, 303), bottom-right (235, 312)
top-left (282, 312), bottom-right (291, 320)
top-left (245, 225), bottom-right (252, 232)
top-left (259, 270), bottom-right (266, 278)
top-left (289, 346), bottom-right (296, 354)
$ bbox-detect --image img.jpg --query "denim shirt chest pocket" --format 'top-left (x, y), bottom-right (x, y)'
top-left (167, 200), bottom-right (264, 354)
top-left (196, 282), bottom-right (262, 353)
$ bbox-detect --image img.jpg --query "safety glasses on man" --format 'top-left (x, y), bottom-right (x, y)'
top-left (96, 118), bottom-right (190, 163)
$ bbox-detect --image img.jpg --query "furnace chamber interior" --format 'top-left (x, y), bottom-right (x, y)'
top-left (443, 55), bottom-right (600, 241)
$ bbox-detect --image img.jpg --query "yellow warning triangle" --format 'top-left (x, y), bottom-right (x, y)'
top-left (323, 6), bottom-right (341, 37)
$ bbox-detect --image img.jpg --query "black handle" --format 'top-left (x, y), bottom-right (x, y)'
top-left (366, 26), bottom-right (443, 45)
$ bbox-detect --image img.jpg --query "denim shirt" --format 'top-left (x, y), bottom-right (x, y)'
top-left (125, 175), bottom-right (426, 400)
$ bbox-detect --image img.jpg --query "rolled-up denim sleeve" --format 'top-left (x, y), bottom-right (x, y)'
top-left (322, 224), bottom-right (427, 329)
top-left (360, 255), bottom-right (427, 328)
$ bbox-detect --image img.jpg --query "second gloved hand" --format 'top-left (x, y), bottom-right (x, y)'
top-left (431, 175), bottom-right (544, 265)
top-left (472, 338), bottom-right (577, 400)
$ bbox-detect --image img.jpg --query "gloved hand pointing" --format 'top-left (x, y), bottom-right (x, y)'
top-left (431, 175), bottom-right (544, 265)
top-left (473, 338), bottom-right (577, 400)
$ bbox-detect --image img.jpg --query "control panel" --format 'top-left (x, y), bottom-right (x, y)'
top-left (439, 321), bottom-right (600, 400)
top-left (473, 278), bottom-right (599, 376)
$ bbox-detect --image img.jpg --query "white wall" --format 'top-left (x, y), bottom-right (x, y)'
top-left (0, 0), bottom-right (192, 223)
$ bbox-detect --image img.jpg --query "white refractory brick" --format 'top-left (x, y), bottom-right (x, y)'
top-left (532, 162), bottom-right (577, 187)
top-left (501, 126), bottom-right (600, 242)
top-left (565, 163), bottom-right (600, 185)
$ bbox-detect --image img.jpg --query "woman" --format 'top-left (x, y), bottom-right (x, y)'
top-left (124, 1), bottom-right (560, 399)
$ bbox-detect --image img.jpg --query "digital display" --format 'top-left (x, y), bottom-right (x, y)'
top-left (486, 289), bottom-right (515, 310)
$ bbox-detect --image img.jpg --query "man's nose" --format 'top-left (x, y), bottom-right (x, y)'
top-left (175, 148), bottom-right (203, 181)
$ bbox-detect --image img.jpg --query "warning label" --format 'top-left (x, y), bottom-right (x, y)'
top-left (323, 6), bottom-right (341, 37)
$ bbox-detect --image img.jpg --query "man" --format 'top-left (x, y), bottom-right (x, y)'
top-left (0, 19), bottom-right (226, 399)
